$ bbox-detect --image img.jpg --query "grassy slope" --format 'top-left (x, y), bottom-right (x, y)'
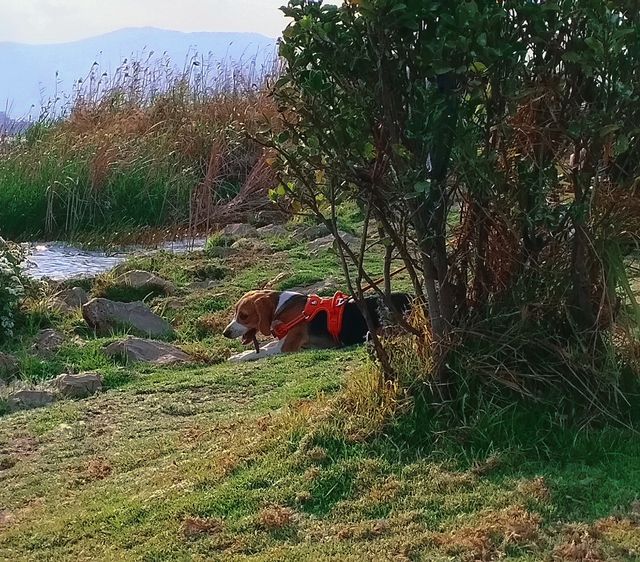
top-left (1, 234), bottom-right (640, 561)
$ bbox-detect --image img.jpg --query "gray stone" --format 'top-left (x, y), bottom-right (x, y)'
top-left (8, 390), bottom-right (56, 411)
top-left (186, 280), bottom-right (220, 291)
top-left (115, 270), bottom-right (176, 295)
top-left (257, 224), bottom-right (288, 238)
top-left (0, 353), bottom-right (19, 377)
top-left (206, 246), bottom-right (238, 259)
top-left (254, 207), bottom-right (289, 227)
top-left (290, 277), bottom-right (342, 296)
top-left (221, 223), bottom-right (258, 239)
top-left (103, 337), bottom-right (192, 365)
top-left (53, 372), bottom-right (103, 399)
top-left (50, 287), bottom-right (90, 313)
top-left (31, 329), bottom-right (64, 357)
top-left (265, 272), bottom-right (290, 289)
top-left (291, 224), bottom-right (330, 242)
top-left (308, 232), bottom-right (360, 254)
top-left (230, 238), bottom-right (270, 252)
top-left (83, 298), bottom-right (174, 338)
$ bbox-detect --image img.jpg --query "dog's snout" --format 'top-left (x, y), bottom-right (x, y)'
top-left (223, 320), bottom-right (246, 339)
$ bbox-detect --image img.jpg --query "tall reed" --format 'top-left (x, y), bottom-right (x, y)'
top-left (0, 51), bottom-right (281, 242)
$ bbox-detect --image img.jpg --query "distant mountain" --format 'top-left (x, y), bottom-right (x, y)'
top-left (0, 27), bottom-right (277, 119)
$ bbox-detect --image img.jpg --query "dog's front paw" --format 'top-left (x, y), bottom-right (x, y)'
top-left (228, 350), bottom-right (258, 363)
top-left (228, 351), bottom-right (249, 363)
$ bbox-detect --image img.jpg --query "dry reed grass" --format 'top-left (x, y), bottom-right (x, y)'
top-left (0, 54), bottom-right (284, 240)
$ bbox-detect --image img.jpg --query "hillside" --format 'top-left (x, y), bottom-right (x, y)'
top-left (1, 224), bottom-right (639, 560)
top-left (0, 27), bottom-right (276, 118)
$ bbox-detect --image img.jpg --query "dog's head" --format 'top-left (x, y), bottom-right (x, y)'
top-left (223, 290), bottom-right (278, 344)
top-left (223, 290), bottom-right (307, 344)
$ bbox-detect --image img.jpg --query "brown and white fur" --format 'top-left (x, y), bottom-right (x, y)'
top-left (223, 289), bottom-right (411, 363)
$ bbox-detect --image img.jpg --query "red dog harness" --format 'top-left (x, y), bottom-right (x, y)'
top-left (271, 292), bottom-right (351, 343)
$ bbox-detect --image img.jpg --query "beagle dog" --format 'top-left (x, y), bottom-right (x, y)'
top-left (223, 290), bottom-right (411, 362)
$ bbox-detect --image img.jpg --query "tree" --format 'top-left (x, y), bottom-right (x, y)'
top-left (268, 0), bottom-right (640, 404)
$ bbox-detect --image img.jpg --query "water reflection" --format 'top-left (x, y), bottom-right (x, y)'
top-left (24, 238), bottom-right (206, 281)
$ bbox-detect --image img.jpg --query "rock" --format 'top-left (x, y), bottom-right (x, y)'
top-left (230, 238), bottom-right (270, 252)
top-left (115, 270), bottom-right (176, 296)
top-left (265, 272), bottom-right (290, 289)
top-left (31, 329), bottom-right (64, 357)
top-left (103, 337), bottom-right (192, 365)
top-left (186, 280), bottom-right (220, 291)
top-left (257, 224), bottom-right (288, 238)
top-left (53, 372), bottom-right (103, 399)
top-left (8, 390), bottom-right (56, 411)
top-left (0, 353), bottom-right (19, 377)
top-left (206, 246), bottom-right (238, 259)
top-left (163, 297), bottom-right (188, 310)
top-left (222, 223), bottom-right (258, 239)
top-left (290, 277), bottom-right (342, 295)
top-left (82, 298), bottom-right (174, 338)
top-left (291, 224), bottom-right (330, 242)
top-left (50, 287), bottom-right (90, 313)
top-left (253, 207), bottom-right (290, 227)
top-left (308, 232), bottom-right (359, 254)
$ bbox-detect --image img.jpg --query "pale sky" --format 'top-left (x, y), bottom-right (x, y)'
top-left (0, 0), bottom-right (340, 43)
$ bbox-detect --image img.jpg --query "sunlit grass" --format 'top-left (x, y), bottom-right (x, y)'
top-left (0, 226), bottom-right (639, 560)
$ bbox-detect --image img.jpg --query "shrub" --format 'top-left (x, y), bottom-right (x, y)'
top-left (0, 238), bottom-right (26, 340)
top-left (271, 0), bottom-right (640, 413)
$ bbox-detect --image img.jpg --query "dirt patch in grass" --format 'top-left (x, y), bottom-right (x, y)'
top-left (258, 504), bottom-right (298, 531)
top-left (0, 511), bottom-right (15, 529)
top-left (553, 523), bottom-right (606, 561)
top-left (2, 435), bottom-right (38, 461)
top-left (86, 457), bottom-right (113, 481)
top-left (181, 516), bottom-right (224, 537)
top-left (435, 506), bottom-right (542, 561)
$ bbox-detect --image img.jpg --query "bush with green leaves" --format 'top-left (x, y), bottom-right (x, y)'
top-left (0, 238), bottom-right (26, 340)
top-left (269, 0), bottom-right (640, 409)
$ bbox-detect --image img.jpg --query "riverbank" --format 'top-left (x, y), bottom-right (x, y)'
top-left (1, 221), bottom-right (640, 560)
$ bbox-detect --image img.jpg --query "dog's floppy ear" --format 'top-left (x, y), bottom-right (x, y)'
top-left (254, 293), bottom-right (276, 337)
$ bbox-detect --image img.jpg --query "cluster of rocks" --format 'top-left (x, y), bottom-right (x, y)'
top-left (3, 220), bottom-right (359, 413)
top-left (2, 267), bottom-right (194, 413)
top-left (5, 371), bottom-right (103, 412)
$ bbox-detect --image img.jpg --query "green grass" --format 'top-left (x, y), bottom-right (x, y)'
top-left (0, 150), bottom-right (197, 241)
top-left (0, 232), bottom-right (639, 560)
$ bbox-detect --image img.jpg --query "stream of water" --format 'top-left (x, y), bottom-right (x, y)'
top-left (24, 238), bottom-right (206, 281)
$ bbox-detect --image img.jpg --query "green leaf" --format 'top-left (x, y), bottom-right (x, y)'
top-left (614, 134), bottom-right (630, 157)
top-left (389, 3), bottom-right (407, 15)
top-left (434, 65), bottom-right (454, 75)
top-left (469, 61), bottom-right (487, 74)
top-left (584, 37), bottom-right (604, 55)
top-left (599, 124), bottom-right (620, 138)
top-left (414, 180), bottom-right (431, 193)
top-left (562, 52), bottom-right (582, 64)
top-left (363, 142), bottom-right (376, 160)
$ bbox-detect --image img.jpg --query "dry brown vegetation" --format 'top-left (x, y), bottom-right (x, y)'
top-left (0, 58), bottom-right (284, 240)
